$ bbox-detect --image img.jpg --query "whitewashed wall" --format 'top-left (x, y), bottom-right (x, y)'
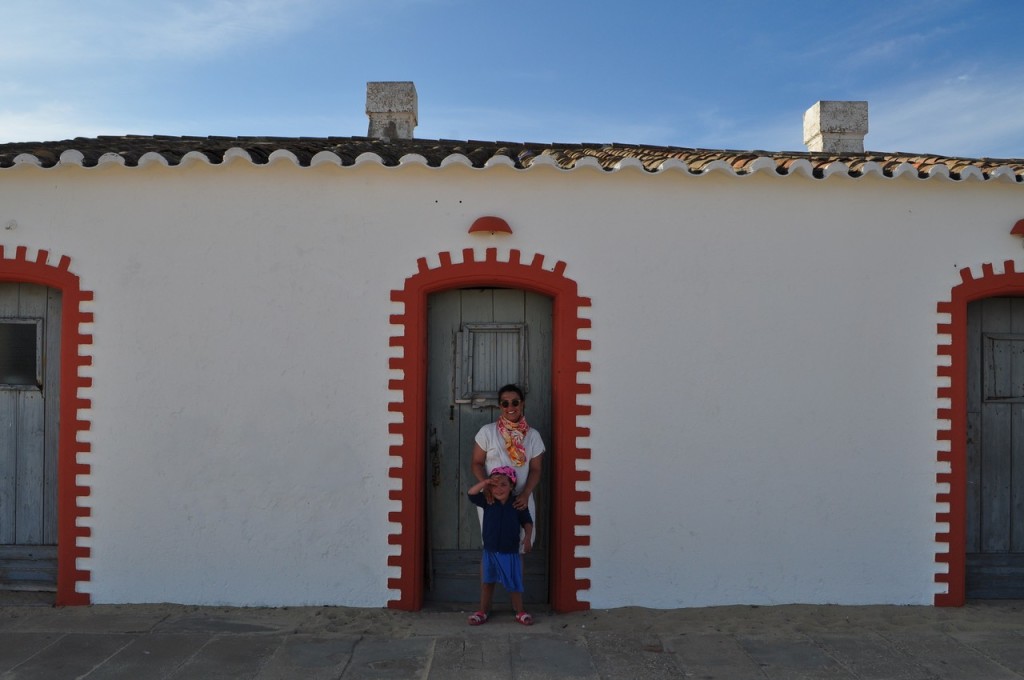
top-left (0, 157), bottom-right (1020, 607)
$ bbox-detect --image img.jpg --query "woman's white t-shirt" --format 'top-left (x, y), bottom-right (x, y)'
top-left (474, 422), bottom-right (545, 496)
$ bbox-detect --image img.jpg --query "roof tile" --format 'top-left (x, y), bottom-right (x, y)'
top-left (0, 135), bottom-right (1021, 182)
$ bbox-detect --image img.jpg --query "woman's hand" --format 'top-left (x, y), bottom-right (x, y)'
top-left (513, 493), bottom-right (529, 510)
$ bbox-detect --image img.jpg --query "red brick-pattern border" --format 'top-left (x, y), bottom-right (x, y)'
top-left (934, 260), bottom-right (1024, 606)
top-left (0, 246), bottom-right (92, 605)
top-left (387, 248), bottom-right (592, 612)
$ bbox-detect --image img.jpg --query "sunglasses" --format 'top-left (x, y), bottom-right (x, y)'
top-left (500, 399), bottom-right (521, 407)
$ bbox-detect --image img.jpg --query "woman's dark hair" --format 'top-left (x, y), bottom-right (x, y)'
top-left (497, 384), bottom-right (525, 401)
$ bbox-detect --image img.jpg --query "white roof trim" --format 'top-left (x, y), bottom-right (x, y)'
top-left (1, 147), bottom-right (1020, 185)
top-left (437, 154), bottom-right (471, 168)
top-left (311, 151), bottom-right (343, 167)
top-left (138, 152), bottom-right (169, 168)
top-left (13, 153), bottom-right (41, 167)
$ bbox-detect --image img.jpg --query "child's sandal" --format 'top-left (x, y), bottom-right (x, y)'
top-left (467, 611), bottom-right (489, 626)
top-left (515, 611), bottom-right (533, 626)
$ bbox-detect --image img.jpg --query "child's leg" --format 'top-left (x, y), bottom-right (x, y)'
top-left (509, 552), bottom-right (525, 612)
top-left (506, 553), bottom-right (532, 624)
top-left (511, 591), bottom-right (533, 625)
top-left (479, 581), bottom-right (495, 614)
top-left (469, 555), bottom-right (496, 625)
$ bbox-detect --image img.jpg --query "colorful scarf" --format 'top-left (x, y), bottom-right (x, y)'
top-left (497, 416), bottom-right (529, 467)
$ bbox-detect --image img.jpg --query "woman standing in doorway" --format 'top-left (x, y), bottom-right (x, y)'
top-left (471, 384), bottom-right (545, 522)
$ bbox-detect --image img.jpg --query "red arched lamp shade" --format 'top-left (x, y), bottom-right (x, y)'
top-left (1012, 218), bottom-right (1024, 237)
top-left (469, 216), bottom-right (512, 235)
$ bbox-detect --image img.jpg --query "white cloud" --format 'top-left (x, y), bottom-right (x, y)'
top-left (672, 69), bottom-right (1024, 158)
top-left (0, 0), bottom-right (329, 65)
top-left (0, 103), bottom-right (124, 143)
top-left (867, 71), bottom-right (1024, 158)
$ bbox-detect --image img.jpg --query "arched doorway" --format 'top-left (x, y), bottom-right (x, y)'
top-left (937, 260), bottom-right (1024, 606)
top-left (0, 246), bottom-right (92, 605)
top-left (387, 248), bottom-right (591, 612)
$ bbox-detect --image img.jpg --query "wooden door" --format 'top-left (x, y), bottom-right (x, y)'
top-left (966, 297), bottom-right (1024, 598)
top-left (425, 288), bottom-right (552, 604)
top-left (0, 282), bottom-right (61, 592)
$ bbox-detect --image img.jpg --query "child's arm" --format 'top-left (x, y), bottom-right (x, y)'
top-left (468, 478), bottom-right (495, 506)
top-left (468, 478), bottom-right (492, 496)
top-left (521, 523), bottom-right (533, 554)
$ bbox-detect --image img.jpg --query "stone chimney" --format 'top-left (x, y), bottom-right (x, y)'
top-left (803, 101), bottom-right (868, 153)
top-left (366, 81), bottom-right (417, 141)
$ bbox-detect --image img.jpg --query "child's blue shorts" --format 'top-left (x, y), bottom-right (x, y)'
top-left (482, 549), bottom-right (523, 593)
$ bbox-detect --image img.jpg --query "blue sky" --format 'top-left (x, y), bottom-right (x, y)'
top-left (1, 0), bottom-right (1022, 158)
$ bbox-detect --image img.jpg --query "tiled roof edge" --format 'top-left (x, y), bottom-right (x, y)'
top-left (1, 136), bottom-right (1022, 183)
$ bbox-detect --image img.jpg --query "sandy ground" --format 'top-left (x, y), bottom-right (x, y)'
top-left (283, 601), bottom-right (1024, 637)
top-left (3, 590), bottom-right (1023, 639)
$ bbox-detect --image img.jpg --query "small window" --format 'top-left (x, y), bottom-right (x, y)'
top-left (0, 319), bottom-right (42, 387)
top-left (455, 322), bottom-right (528, 406)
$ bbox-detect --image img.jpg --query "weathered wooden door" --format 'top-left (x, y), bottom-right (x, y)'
top-left (0, 282), bottom-right (61, 592)
top-left (966, 297), bottom-right (1024, 598)
top-left (425, 288), bottom-right (551, 604)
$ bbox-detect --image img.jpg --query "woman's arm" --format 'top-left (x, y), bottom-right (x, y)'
top-left (513, 454), bottom-right (543, 510)
top-left (471, 443), bottom-right (488, 483)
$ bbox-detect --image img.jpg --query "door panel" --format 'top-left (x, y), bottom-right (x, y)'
top-left (0, 282), bottom-right (60, 592)
top-left (425, 288), bottom-right (551, 604)
top-left (14, 390), bottom-right (45, 544)
top-left (966, 297), bottom-right (1024, 598)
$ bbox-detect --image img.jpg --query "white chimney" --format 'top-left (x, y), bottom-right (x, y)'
top-left (366, 81), bottom-right (418, 141)
top-left (803, 101), bottom-right (868, 153)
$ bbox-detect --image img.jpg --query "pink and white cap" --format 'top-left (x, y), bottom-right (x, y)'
top-left (489, 466), bottom-right (518, 485)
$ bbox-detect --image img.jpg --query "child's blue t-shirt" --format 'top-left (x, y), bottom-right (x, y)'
top-left (468, 492), bottom-right (533, 554)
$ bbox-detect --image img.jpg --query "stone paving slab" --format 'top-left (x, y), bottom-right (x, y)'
top-left (665, 633), bottom-right (767, 679)
top-left (0, 633), bottom-right (131, 680)
top-left (256, 635), bottom-right (360, 679)
top-left (0, 601), bottom-right (1022, 679)
top-left (343, 637), bottom-right (434, 679)
top-left (809, 631), bottom-right (933, 680)
top-left (881, 631), bottom-right (1023, 680)
top-left (0, 632), bottom-right (63, 674)
top-left (513, 636), bottom-right (598, 679)
top-left (164, 635), bottom-right (282, 680)
top-left (584, 632), bottom-right (688, 679)
top-left (78, 634), bottom-right (208, 680)
top-left (428, 634), bottom-right (514, 679)
top-left (737, 634), bottom-right (852, 678)
top-left (948, 630), bottom-right (1024, 675)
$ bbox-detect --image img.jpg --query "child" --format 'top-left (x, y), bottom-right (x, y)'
top-left (466, 465), bottom-right (534, 626)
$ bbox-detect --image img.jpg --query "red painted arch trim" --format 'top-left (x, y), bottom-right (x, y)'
top-left (0, 245), bottom-right (92, 605)
top-left (387, 248), bottom-right (592, 612)
top-left (468, 216), bottom-right (513, 235)
top-left (935, 260), bottom-right (1024, 606)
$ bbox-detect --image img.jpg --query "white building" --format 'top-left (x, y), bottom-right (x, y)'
top-left (1, 83), bottom-right (1022, 610)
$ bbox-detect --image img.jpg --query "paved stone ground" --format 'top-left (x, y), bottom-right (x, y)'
top-left (0, 596), bottom-right (1022, 679)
